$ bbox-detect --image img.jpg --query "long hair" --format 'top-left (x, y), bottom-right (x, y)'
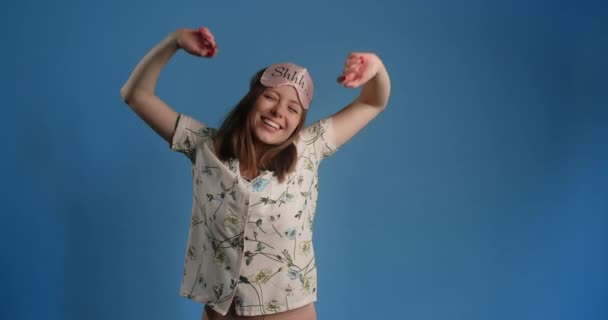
top-left (214, 68), bottom-right (308, 182)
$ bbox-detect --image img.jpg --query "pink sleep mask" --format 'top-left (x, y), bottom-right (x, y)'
top-left (260, 62), bottom-right (314, 109)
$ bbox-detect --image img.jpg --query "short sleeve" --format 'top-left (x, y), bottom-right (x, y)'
top-left (170, 114), bottom-right (214, 162)
top-left (298, 117), bottom-right (338, 160)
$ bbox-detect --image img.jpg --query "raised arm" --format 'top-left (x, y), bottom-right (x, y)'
top-left (330, 52), bottom-right (391, 148)
top-left (120, 27), bottom-right (218, 143)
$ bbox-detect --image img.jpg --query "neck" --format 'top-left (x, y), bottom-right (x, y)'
top-left (238, 141), bottom-right (267, 180)
top-left (253, 139), bottom-right (270, 165)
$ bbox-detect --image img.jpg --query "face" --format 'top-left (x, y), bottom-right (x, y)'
top-left (250, 85), bottom-right (304, 146)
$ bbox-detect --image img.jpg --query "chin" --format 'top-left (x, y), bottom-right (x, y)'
top-left (253, 129), bottom-right (282, 146)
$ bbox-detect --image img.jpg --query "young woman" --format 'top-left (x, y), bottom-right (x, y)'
top-left (120, 26), bottom-right (390, 320)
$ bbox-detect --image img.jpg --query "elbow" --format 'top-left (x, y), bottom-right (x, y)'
top-left (376, 94), bottom-right (390, 112)
top-left (120, 85), bottom-right (143, 106)
top-left (119, 86), bottom-right (131, 104)
top-left (373, 103), bottom-right (387, 114)
top-left (379, 97), bottom-right (390, 111)
top-left (120, 84), bottom-right (153, 106)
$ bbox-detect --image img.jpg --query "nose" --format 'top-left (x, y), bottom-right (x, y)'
top-left (270, 102), bottom-right (286, 118)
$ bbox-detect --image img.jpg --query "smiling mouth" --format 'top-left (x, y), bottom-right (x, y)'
top-left (261, 116), bottom-right (282, 130)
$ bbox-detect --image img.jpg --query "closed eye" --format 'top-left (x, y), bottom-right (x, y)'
top-left (288, 106), bottom-right (299, 114)
top-left (265, 94), bottom-right (278, 101)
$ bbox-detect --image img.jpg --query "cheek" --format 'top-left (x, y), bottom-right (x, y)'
top-left (287, 114), bottom-right (302, 132)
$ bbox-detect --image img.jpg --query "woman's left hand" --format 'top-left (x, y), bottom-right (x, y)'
top-left (337, 52), bottom-right (383, 88)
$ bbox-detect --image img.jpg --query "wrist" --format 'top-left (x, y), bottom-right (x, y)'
top-left (170, 30), bottom-right (183, 50)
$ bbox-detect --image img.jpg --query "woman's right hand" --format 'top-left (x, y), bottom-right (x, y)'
top-left (175, 27), bottom-right (218, 58)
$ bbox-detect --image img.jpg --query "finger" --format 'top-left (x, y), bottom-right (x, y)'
top-left (351, 56), bottom-right (364, 70)
top-left (201, 47), bottom-right (214, 58)
top-left (344, 63), bottom-right (360, 74)
top-left (345, 58), bottom-right (364, 71)
top-left (200, 34), bottom-right (215, 46)
top-left (210, 43), bottom-right (218, 56)
top-left (200, 38), bottom-right (218, 55)
top-left (205, 45), bottom-right (218, 58)
top-left (198, 28), bottom-right (217, 49)
top-left (344, 55), bottom-right (360, 67)
top-left (344, 57), bottom-right (360, 66)
top-left (343, 79), bottom-right (362, 88)
top-left (340, 80), bottom-right (357, 88)
top-left (202, 39), bottom-right (215, 49)
top-left (201, 32), bottom-right (215, 44)
top-left (340, 72), bottom-right (352, 83)
top-left (199, 27), bottom-right (215, 41)
top-left (344, 70), bottom-right (366, 86)
top-left (338, 74), bottom-right (351, 85)
top-left (346, 68), bottom-right (363, 80)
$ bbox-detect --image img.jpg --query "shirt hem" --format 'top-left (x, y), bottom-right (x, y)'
top-left (179, 292), bottom-right (231, 315)
top-left (234, 295), bottom-right (317, 317)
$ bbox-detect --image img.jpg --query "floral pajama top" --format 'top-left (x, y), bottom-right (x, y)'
top-left (170, 114), bottom-right (337, 316)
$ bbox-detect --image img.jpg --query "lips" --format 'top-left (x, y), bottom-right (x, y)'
top-left (261, 116), bottom-right (282, 131)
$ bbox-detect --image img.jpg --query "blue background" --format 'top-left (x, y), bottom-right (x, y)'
top-left (1, 0), bottom-right (607, 319)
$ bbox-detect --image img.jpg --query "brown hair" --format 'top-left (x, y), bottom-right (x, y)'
top-left (213, 68), bottom-right (308, 182)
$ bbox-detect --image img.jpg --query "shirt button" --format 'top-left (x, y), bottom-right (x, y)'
top-left (245, 200), bottom-right (250, 206)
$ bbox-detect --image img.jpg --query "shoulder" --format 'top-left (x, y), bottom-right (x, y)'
top-left (170, 114), bottom-right (217, 160)
top-left (296, 117), bottom-right (338, 159)
top-left (298, 118), bottom-right (333, 142)
top-left (175, 114), bottom-right (217, 140)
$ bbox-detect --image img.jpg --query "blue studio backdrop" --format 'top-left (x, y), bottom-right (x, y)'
top-left (1, 0), bottom-right (607, 319)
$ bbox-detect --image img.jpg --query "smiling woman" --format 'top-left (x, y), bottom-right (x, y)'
top-left (252, 87), bottom-right (304, 151)
top-left (120, 26), bottom-right (390, 319)
top-left (213, 66), bottom-right (310, 182)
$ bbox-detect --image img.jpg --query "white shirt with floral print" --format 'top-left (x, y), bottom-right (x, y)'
top-left (170, 114), bottom-right (337, 316)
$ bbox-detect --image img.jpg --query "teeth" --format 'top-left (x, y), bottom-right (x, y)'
top-left (262, 117), bottom-right (280, 129)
